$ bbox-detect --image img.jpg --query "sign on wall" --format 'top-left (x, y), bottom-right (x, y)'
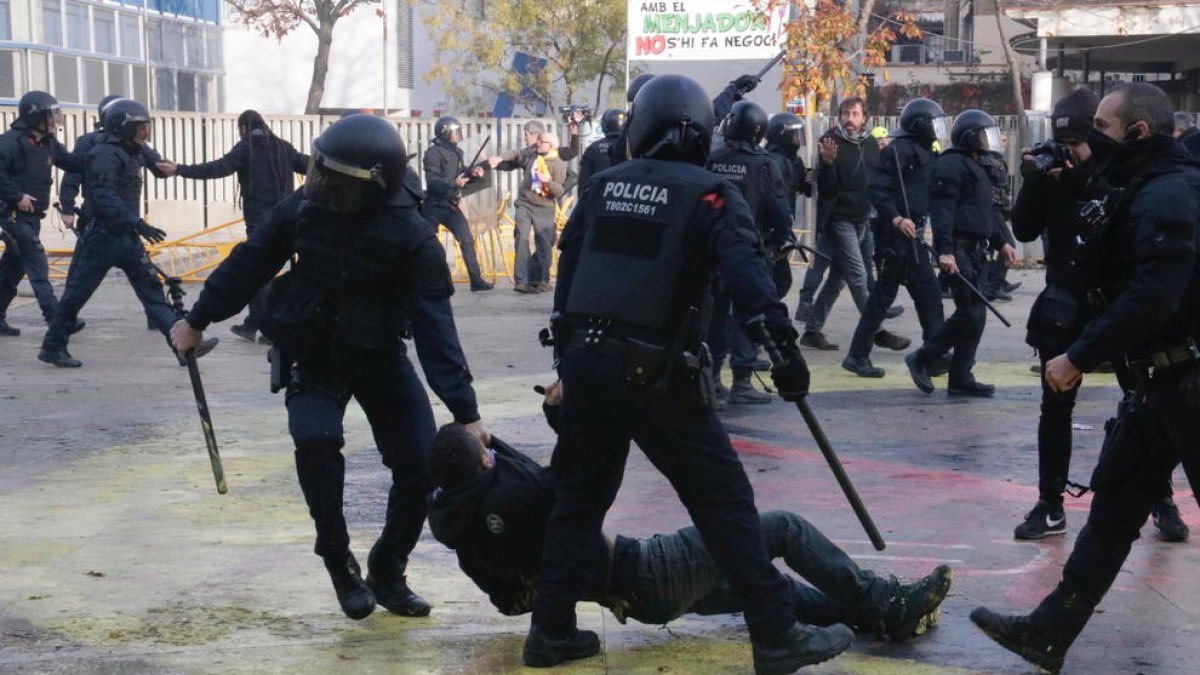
top-left (627, 0), bottom-right (789, 61)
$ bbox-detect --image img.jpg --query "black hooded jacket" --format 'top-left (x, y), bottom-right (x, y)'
top-left (176, 129), bottom-right (308, 227)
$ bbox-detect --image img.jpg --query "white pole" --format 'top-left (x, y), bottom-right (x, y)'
top-left (382, 1), bottom-right (389, 115)
top-left (142, 0), bottom-right (153, 108)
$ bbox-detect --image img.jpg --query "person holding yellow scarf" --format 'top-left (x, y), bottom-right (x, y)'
top-left (490, 131), bottom-right (567, 293)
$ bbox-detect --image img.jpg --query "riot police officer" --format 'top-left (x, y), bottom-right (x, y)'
top-left (526, 74), bottom-right (852, 673)
top-left (843, 98), bottom-right (947, 377)
top-left (39, 100), bottom-right (195, 368)
top-left (706, 100), bottom-right (792, 405)
top-left (904, 109), bottom-right (1017, 396)
top-left (169, 114), bottom-right (489, 622)
top-left (577, 108), bottom-right (624, 195)
top-left (972, 81), bottom-right (1200, 674)
top-left (0, 91), bottom-right (82, 336)
top-left (421, 115), bottom-right (493, 292)
top-left (764, 112), bottom-right (812, 297)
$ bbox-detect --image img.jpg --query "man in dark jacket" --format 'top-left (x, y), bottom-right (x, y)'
top-left (0, 91), bottom-right (83, 336)
top-left (157, 110), bottom-right (309, 342)
top-left (421, 115), bottom-right (493, 292)
top-left (972, 81), bottom-right (1200, 675)
top-left (426, 411), bottom-right (951, 643)
top-left (904, 110), bottom-right (1017, 397)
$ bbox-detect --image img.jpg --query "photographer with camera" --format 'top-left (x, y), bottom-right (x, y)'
top-left (1010, 88), bottom-right (1187, 542)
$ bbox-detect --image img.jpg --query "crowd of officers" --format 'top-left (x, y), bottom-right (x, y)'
top-left (1, 71), bottom-right (1198, 675)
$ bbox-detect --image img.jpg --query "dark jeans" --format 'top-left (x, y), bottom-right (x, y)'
top-left (708, 287), bottom-right (761, 379)
top-left (917, 239), bottom-right (988, 386)
top-left (1029, 369), bottom-right (1200, 646)
top-left (43, 228), bottom-right (177, 351)
top-left (623, 510), bottom-right (893, 628)
top-left (532, 348), bottom-right (796, 642)
top-left (848, 238), bottom-right (944, 360)
top-left (0, 213), bottom-right (57, 322)
top-left (797, 224), bottom-right (875, 311)
top-left (514, 201), bottom-right (555, 286)
top-left (285, 340), bottom-right (436, 575)
top-left (422, 200), bottom-right (486, 285)
top-left (805, 220), bottom-right (871, 333)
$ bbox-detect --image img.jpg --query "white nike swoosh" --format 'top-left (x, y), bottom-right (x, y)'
top-left (1045, 515), bottom-right (1065, 527)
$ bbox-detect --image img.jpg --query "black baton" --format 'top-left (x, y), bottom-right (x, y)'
top-left (923, 243), bottom-right (1012, 327)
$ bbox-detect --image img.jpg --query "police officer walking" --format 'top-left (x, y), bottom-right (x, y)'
top-left (764, 111), bottom-right (813, 297)
top-left (904, 110), bottom-right (1017, 397)
top-left (169, 114), bottom-right (489, 621)
top-left (843, 99), bottom-right (948, 378)
top-left (971, 82), bottom-right (1200, 674)
top-left (577, 108), bottom-right (625, 195)
top-left (39, 100), bottom-right (196, 368)
top-left (421, 115), bottom-right (493, 292)
top-left (525, 74), bottom-right (852, 674)
top-left (0, 91), bottom-right (82, 336)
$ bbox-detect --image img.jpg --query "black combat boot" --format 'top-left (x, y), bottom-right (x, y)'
top-left (878, 565), bottom-right (953, 641)
top-left (38, 347), bottom-right (81, 368)
top-left (841, 355), bottom-right (885, 378)
top-left (948, 379), bottom-right (996, 397)
top-left (1152, 497), bottom-right (1189, 542)
top-left (874, 329), bottom-right (911, 351)
top-left (800, 330), bottom-right (839, 351)
top-left (366, 542), bottom-right (431, 617)
top-left (324, 553), bottom-right (376, 620)
top-left (522, 624), bottom-right (601, 668)
top-left (970, 607), bottom-right (1069, 674)
top-left (905, 351), bottom-right (934, 393)
top-left (752, 622), bottom-right (854, 675)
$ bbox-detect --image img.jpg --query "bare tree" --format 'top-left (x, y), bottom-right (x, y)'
top-left (993, 0), bottom-right (1027, 131)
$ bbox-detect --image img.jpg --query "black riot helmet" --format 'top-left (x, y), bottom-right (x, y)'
top-left (899, 98), bottom-right (948, 143)
top-left (14, 91), bottom-right (62, 131)
top-left (434, 115), bottom-right (462, 144)
top-left (627, 73), bottom-right (655, 103)
top-left (721, 100), bottom-right (769, 145)
top-left (951, 109), bottom-right (1002, 152)
top-left (600, 108), bottom-right (626, 136)
top-left (305, 114), bottom-right (407, 213)
top-left (626, 75), bottom-right (715, 165)
top-left (98, 94), bottom-right (123, 118)
top-left (101, 99), bottom-right (151, 141)
top-left (766, 113), bottom-right (805, 149)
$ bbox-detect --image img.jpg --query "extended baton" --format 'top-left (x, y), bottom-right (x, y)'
top-left (756, 49), bottom-right (788, 80)
top-left (149, 260), bottom-right (228, 494)
top-left (780, 242), bottom-right (832, 264)
top-left (922, 243), bottom-right (1012, 327)
top-left (750, 318), bottom-right (886, 551)
top-left (461, 136), bottom-right (492, 177)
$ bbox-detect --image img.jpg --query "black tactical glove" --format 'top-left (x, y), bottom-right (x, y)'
top-left (771, 349), bottom-right (810, 402)
top-left (136, 221), bottom-right (167, 244)
top-left (733, 74), bottom-right (760, 95)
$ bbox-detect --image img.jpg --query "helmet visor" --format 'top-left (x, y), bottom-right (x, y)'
top-left (304, 154), bottom-right (368, 213)
top-left (981, 126), bottom-right (1004, 152)
top-left (932, 116), bottom-right (950, 145)
top-left (443, 123), bottom-right (461, 143)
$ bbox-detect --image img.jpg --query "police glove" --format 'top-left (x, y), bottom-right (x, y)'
top-left (733, 74), bottom-right (760, 95)
top-left (771, 354), bottom-right (810, 402)
top-left (136, 221), bottom-right (168, 244)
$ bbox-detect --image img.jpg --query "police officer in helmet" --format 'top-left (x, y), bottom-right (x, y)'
top-left (170, 114), bottom-right (489, 621)
top-left (526, 74), bottom-right (853, 673)
top-left (422, 115), bottom-right (493, 292)
top-left (577, 108), bottom-right (625, 197)
top-left (904, 108), bottom-right (1017, 396)
top-left (843, 98), bottom-right (947, 378)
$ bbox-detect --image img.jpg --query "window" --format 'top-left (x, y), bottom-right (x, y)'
top-left (29, 51), bottom-right (49, 90)
top-left (176, 71), bottom-right (195, 111)
top-left (205, 28), bottom-right (221, 68)
top-left (43, 0), bottom-right (63, 46)
top-left (183, 24), bottom-right (202, 67)
top-left (154, 67), bottom-right (175, 110)
top-left (162, 22), bottom-right (183, 66)
top-left (196, 74), bottom-right (210, 111)
top-left (66, 2), bottom-right (88, 50)
top-left (0, 51), bottom-right (16, 98)
top-left (147, 19), bottom-right (161, 61)
top-left (120, 13), bottom-right (140, 58)
top-left (0, 0), bottom-right (12, 41)
top-left (132, 64), bottom-right (147, 105)
top-left (107, 62), bottom-right (129, 97)
top-left (83, 58), bottom-right (104, 103)
top-left (94, 9), bottom-right (116, 54)
top-left (396, 0), bottom-right (413, 89)
top-left (53, 54), bottom-right (79, 103)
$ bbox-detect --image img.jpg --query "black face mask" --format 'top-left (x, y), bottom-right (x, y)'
top-left (1085, 128), bottom-right (1124, 168)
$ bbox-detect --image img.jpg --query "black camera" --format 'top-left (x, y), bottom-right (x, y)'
top-left (559, 104), bottom-right (593, 124)
top-left (1021, 140), bottom-right (1072, 179)
top-left (1078, 189), bottom-right (1122, 239)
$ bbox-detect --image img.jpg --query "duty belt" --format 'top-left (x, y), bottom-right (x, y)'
top-left (1129, 338), bottom-right (1200, 374)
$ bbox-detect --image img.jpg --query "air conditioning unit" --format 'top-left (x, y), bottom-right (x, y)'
top-left (942, 50), bottom-right (967, 63)
top-left (890, 44), bottom-right (925, 64)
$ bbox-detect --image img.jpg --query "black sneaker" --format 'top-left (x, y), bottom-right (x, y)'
top-left (948, 380), bottom-right (996, 397)
top-left (230, 323), bottom-right (257, 341)
top-left (38, 347), bottom-right (81, 368)
top-left (874, 329), bottom-right (911, 351)
top-left (1153, 497), bottom-right (1190, 542)
top-left (905, 351), bottom-right (934, 393)
top-left (970, 606), bottom-right (1067, 674)
top-left (879, 565), bottom-right (953, 641)
top-left (325, 554), bottom-right (376, 620)
top-left (470, 280), bottom-right (495, 292)
top-left (842, 356), bottom-right (885, 378)
top-left (522, 625), bottom-right (600, 668)
top-left (800, 330), bottom-right (839, 351)
top-left (884, 305), bottom-right (905, 320)
top-left (751, 622), bottom-right (853, 675)
top-left (0, 319), bottom-right (20, 336)
top-left (1014, 500), bottom-right (1067, 540)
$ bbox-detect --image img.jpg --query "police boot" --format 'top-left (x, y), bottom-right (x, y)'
top-left (751, 622), bottom-right (854, 675)
top-left (522, 624), bottom-right (601, 668)
top-left (38, 347), bottom-right (81, 368)
top-left (800, 330), bottom-right (839, 351)
top-left (470, 279), bottom-right (494, 292)
top-left (0, 319), bottom-right (20, 336)
top-left (876, 565), bottom-right (953, 641)
top-left (366, 541), bottom-right (432, 617)
top-left (175, 337), bottom-right (220, 366)
top-left (324, 553), bottom-right (376, 620)
top-left (873, 329), bottom-right (911, 351)
top-left (905, 351), bottom-right (934, 394)
top-left (1152, 497), bottom-right (1189, 542)
top-left (969, 607), bottom-right (1068, 674)
top-left (841, 355), bottom-right (885, 378)
top-left (729, 374), bottom-right (772, 404)
top-left (948, 379), bottom-right (995, 398)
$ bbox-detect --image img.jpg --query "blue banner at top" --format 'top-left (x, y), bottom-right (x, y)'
top-left (113, 0), bottom-right (222, 24)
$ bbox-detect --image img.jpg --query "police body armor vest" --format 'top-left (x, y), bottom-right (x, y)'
top-left (564, 160), bottom-right (721, 333)
top-left (706, 146), bottom-right (770, 235)
top-left (0, 129), bottom-right (55, 206)
top-left (83, 139), bottom-right (145, 229)
top-left (589, 138), bottom-right (616, 175)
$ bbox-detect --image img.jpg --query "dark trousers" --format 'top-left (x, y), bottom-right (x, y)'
top-left (240, 209), bottom-right (274, 330)
top-left (848, 240), bottom-right (944, 360)
top-left (514, 201), bottom-right (555, 286)
top-left (285, 341), bottom-right (436, 576)
top-left (68, 222), bottom-right (165, 324)
top-left (43, 228), bottom-right (177, 351)
top-left (422, 200), bottom-right (485, 285)
top-left (1029, 369), bottom-right (1200, 645)
top-left (707, 287), bottom-right (760, 379)
top-left (623, 510), bottom-right (893, 629)
top-left (918, 240), bottom-right (988, 386)
top-left (0, 213), bottom-right (57, 322)
top-left (532, 348), bottom-right (795, 642)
